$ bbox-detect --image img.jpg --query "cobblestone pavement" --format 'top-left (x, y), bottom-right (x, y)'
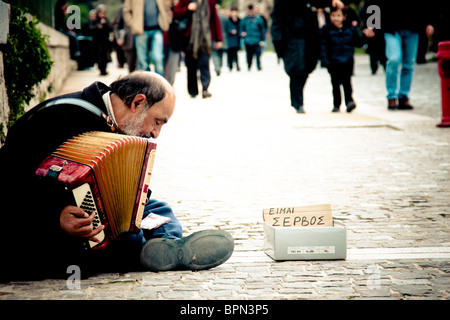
top-left (1, 52), bottom-right (449, 301)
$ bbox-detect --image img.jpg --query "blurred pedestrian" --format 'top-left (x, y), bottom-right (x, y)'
top-left (123, 0), bottom-right (172, 75)
top-left (173, 0), bottom-right (223, 99)
top-left (240, 4), bottom-right (266, 71)
top-left (212, 5), bottom-right (228, 76)
top-left (89, 5), bottom-right (113, 76)
top-left (431, 1), bottom-right (450, 52)
top-left (360, 0), bottom-right (386, 75)
top-left (113, 4), bottom-right (138, 73)
top-left (113, 5), bottom-right (127, 69)
top-left (225, 6), bottom-right (241, 71)
top-left (164, 0), bottom-right (184, 86)
top-left (320, 6), bottom-right (362, 113)
top-left (372, 1), bottom-right (435, 110)
top-left (271, 0), bottom-right (344, 113)
top-left (54, 0), bottom-right (81, 60)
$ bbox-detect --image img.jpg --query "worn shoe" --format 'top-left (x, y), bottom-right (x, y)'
top-left (296, 105), bottom-right (305, 114)
top-left (398, 97), bottom-right (414, 110)
top-left (202, 91), bottom-right (212, 99)
top-left (140, 230), bottom-right (234, 272)
top-left (388, 98), bottom-right (398, 110)
top-left (332, 106), bottom-right (340, 113)
top-left (346, 101), bottom-right (356, 113)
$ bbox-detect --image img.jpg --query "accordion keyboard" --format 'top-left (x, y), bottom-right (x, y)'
top-left (73, 183), bottom-right (105, 248)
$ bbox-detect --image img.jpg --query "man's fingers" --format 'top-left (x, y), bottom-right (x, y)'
top-left (76, 223), bottom-right (104, 238)
top-left (88, 225), bottom-right (105, 243)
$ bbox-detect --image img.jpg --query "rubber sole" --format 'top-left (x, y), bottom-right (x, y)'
top-left (140, 230), bottom-right (234, 272)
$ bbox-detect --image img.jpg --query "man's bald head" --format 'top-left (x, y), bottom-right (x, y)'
top-left (109, 71), bottom-right (176, 139)
top-left (110, 71), bottom-right (174, 108)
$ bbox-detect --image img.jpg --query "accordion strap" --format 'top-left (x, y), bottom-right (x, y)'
top-left (43, 97), bottom-right (117, 132)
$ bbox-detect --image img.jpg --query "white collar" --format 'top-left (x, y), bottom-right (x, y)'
top-left (102, 91), bottom-right (118, 128)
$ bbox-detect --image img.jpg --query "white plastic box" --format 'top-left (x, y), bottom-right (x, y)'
top-left (264, 221), bottom-right (347, 261)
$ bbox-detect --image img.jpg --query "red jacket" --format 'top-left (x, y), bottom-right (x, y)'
top-left (173, 0), bottom-right (223, 42)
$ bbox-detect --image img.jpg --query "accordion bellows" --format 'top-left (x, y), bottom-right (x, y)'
top-left (35, 131), bottom-right (157, 249)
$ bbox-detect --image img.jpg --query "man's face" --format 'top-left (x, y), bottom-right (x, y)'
top-left (120, 94), bottom-right (175, 139)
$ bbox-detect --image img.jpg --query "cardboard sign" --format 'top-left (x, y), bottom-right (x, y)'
top-left (263, 204), bottom-right (333, 228)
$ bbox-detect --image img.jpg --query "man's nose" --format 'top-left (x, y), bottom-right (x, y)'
top-left (151, 127), bottom-right (161, 139)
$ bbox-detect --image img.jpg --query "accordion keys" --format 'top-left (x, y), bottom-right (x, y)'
top-left (73, 183), bottom-right (105, 248)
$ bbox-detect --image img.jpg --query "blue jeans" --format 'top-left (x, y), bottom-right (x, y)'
top-left (384, 30), bottom-right (419, 100)
top-left (116, 199), bottom-right (183, 247)
top-left (134, 30), bottom-right (164, 75)
top-left (104, 199), bottom-right (183, 271)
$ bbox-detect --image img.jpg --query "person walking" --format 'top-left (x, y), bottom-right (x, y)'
top-left (370, 1), bottom-right (435, 110)
top-left (320, 6), bottom-right (362, 113)
top-left (113, 4), bottom-right (137, 73)
top-left (123, 0), bottom-right (172, 75)
top-left (360, 0), bottom-right (386, 75)
top-left (173, 0), bottom-right (223, 99)
top-left (240, 4), bottom-right (266, 71)
top-left (212, 5), bottom-right (228, 76)
top-left (271, 0), bottom-right (344, 114)
top-left (89, 5), bottom-right (113, 76)
top-left (225, 6), bottom-right (241, 71)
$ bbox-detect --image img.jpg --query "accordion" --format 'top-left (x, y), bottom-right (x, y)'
top-left (35, 131), bottom-right (157, 250)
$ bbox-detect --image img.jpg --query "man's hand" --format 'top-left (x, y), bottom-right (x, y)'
top-left (426, 25), bottom-right (435, 37)
top-left (187, 2), bottom-right (197, 11)
top-left (363, 28), bottom-right (376, 38)
top-left (332, 0), bottom-right (344, 9)
top-left (60, 205), bottom-right (104, 243)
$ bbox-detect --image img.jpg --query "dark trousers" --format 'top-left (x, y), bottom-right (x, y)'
top-left (289, 74), bottom-right (308, 109)
top-left (328, 62), bottom-right (354, 108)
top-left (245, 44), bottom-right (261, 70)
top-left (185, 50), bottom-right (211, 96)
top-left (227, 47), bottom-right (240, 70)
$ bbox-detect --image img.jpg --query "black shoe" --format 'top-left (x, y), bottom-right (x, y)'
top-left (332, 107), bottom-right (340, 113)
top-left (398, 97), bottom-right (414, 110)
top-left (346, 101), bottom-right (356, 113)
top-left (140, 230), bottom-right (234, 272)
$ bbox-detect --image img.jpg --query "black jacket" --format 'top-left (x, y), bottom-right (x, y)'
top-left (320, 22), bottom-right (362, 68)
top-left (0, 82), bottom-right (113, 280)
top-left (371, 0), bottom-right (436, 34)
top-left (271, 0), bottom-right (332, 77)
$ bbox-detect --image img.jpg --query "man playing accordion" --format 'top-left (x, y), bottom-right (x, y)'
top-left (0, 71), bottom-right (233, 280)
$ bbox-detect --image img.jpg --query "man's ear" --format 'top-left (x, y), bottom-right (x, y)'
top-left (130, 94), bottom-right (147, 112)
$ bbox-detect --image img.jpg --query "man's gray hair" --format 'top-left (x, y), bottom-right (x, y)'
top-left (109, 72), bottom-right (167, 108)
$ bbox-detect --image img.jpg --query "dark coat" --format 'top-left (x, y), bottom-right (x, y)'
top-left (172, 0), bottom-right (223, 43)
top-left (240, 14), bottom-right (265, 46)
top-left (225, 17), bottom-right (241, 49)
top-left (90, 17), bottom-right (113, 63)
top-left (271, 0), bottom-right (332, 77)
top-left (0, 82), bottom-right (113, 280)
top-left (370, 0), bottom-right (436, 34)
top-left (320, 22), bottom-right (362, 68)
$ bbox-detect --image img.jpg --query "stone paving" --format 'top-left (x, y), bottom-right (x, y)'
top-left (0, 51), bottom-right (449, 300)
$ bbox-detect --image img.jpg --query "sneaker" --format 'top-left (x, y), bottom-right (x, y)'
top-left (140, 230), bottom-right (234, 272)
top-left (346, 101), bottom-right (356, 113)
top-left (332, 106), bottom-right (340, 113)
